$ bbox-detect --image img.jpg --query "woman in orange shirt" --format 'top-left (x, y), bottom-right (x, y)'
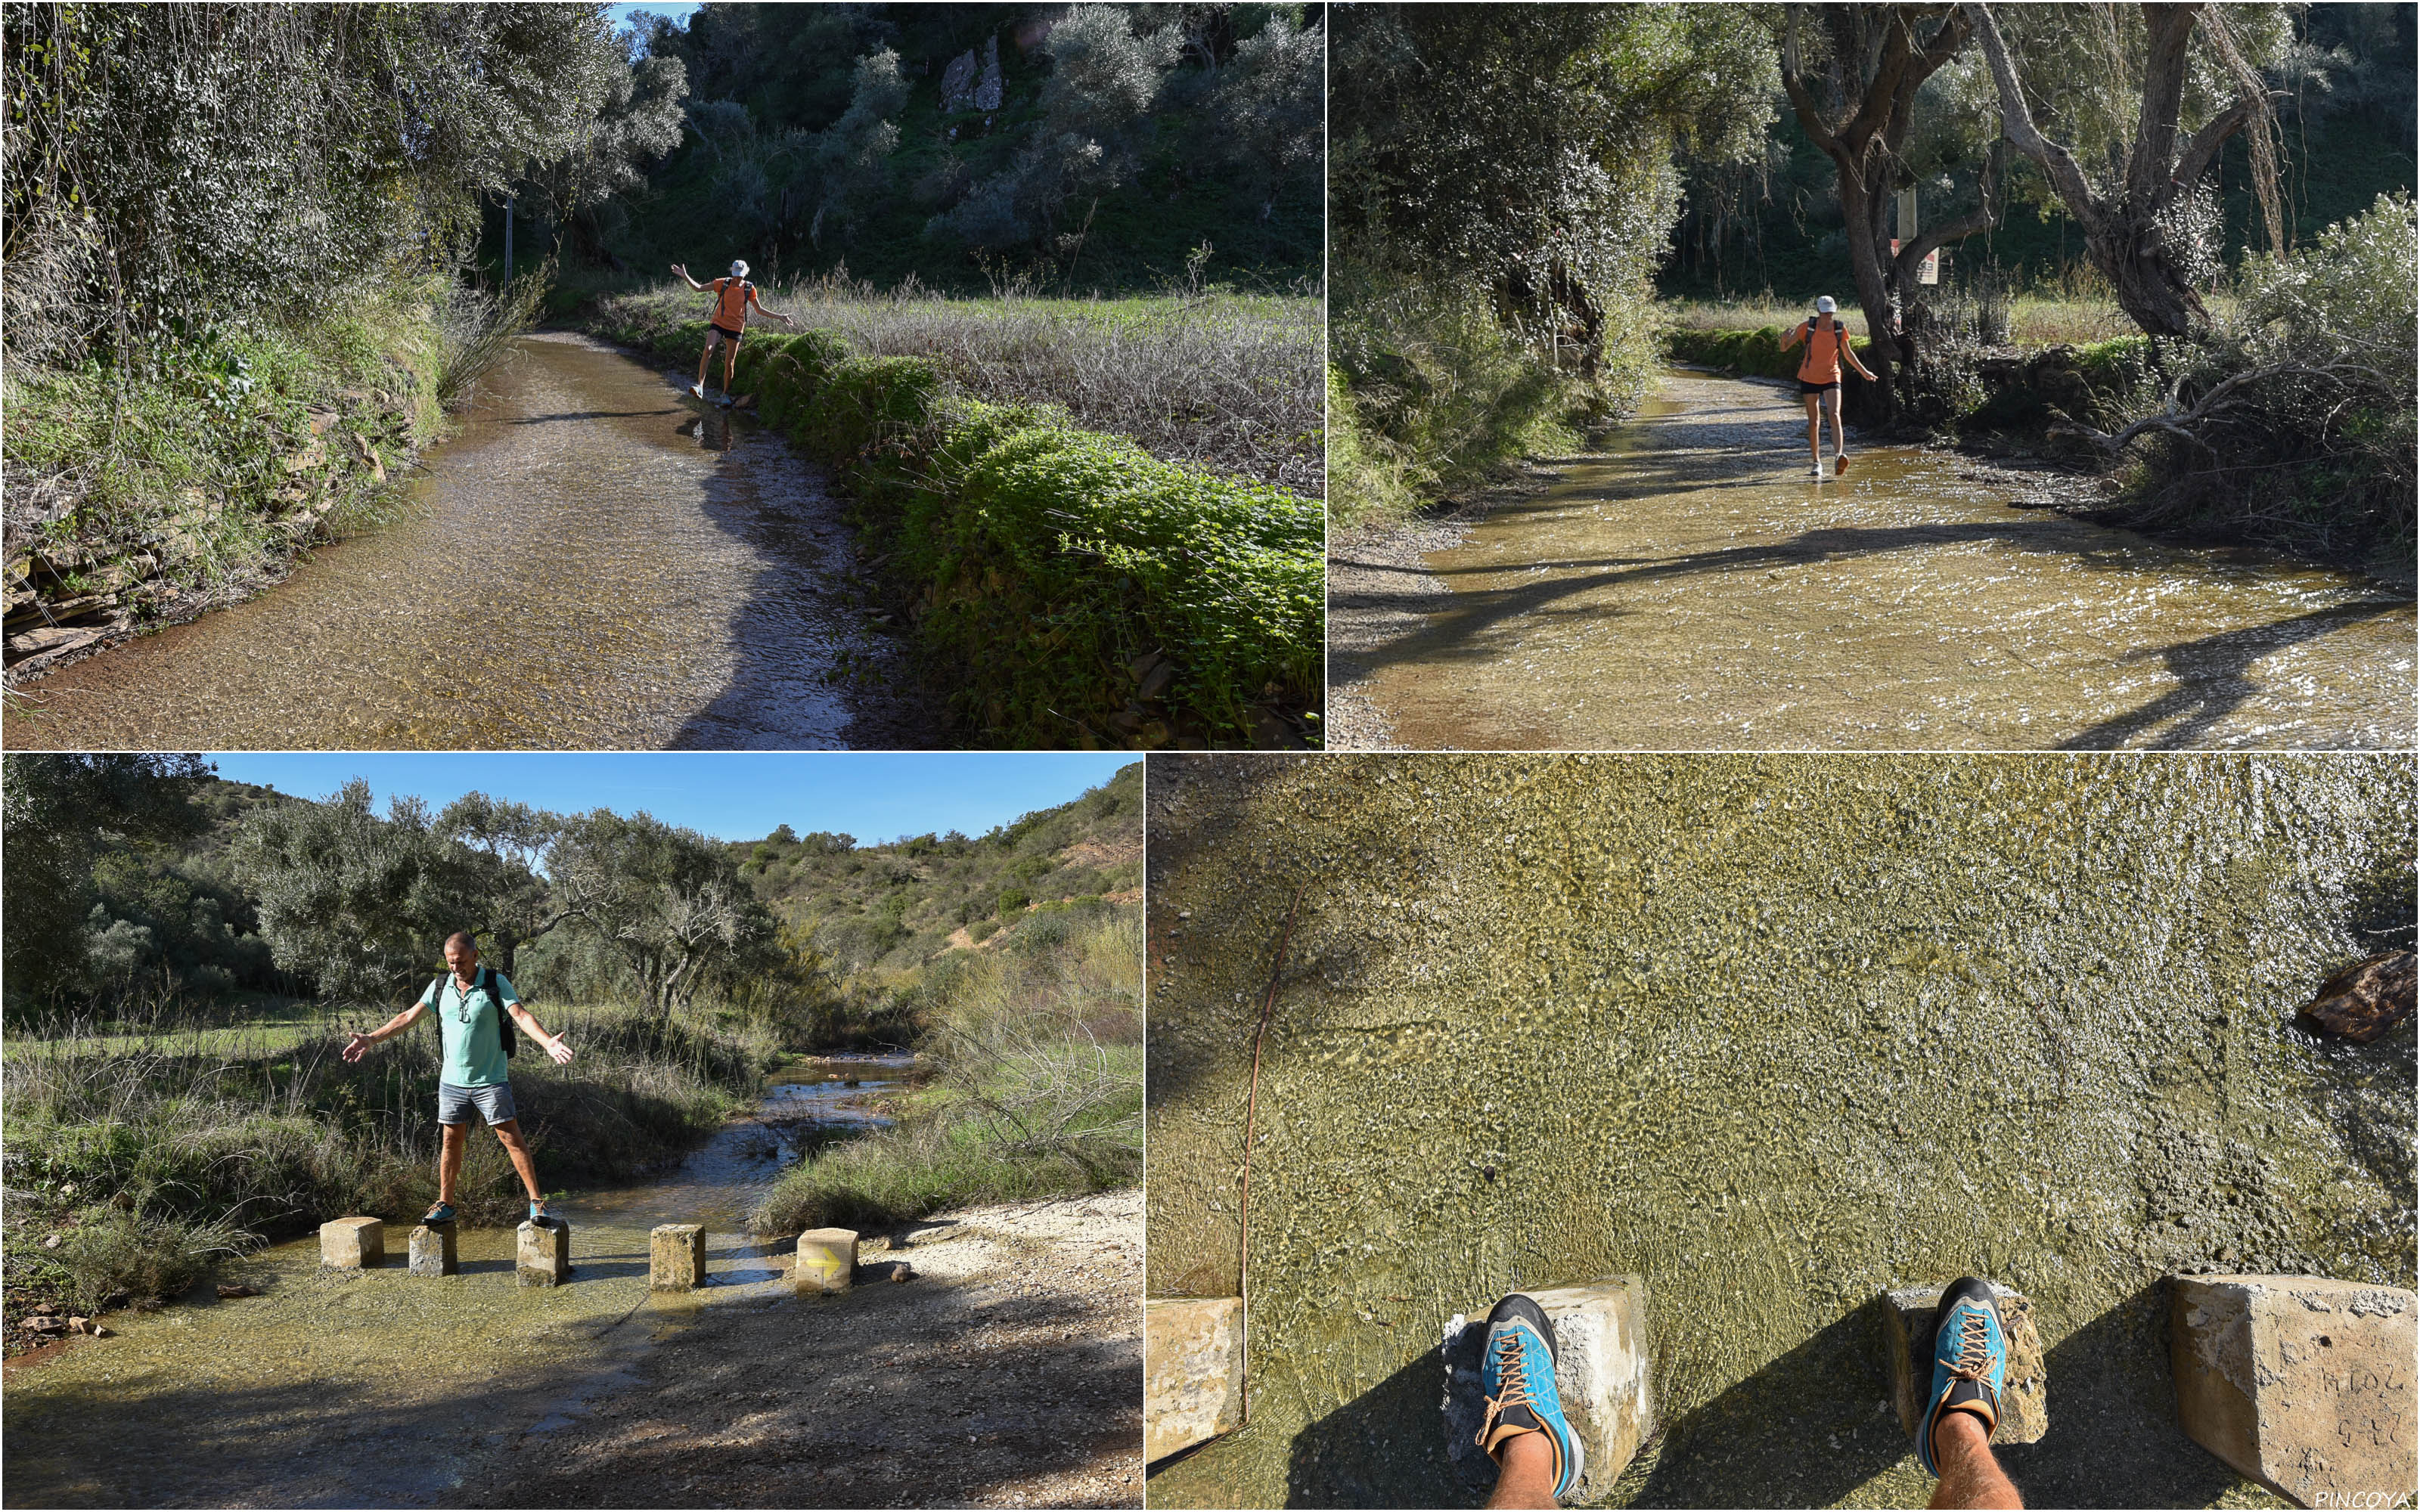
top-left (670, 259), bottom-right (796, 403)
top-left (1778, 296), bottom-right (1877, 479)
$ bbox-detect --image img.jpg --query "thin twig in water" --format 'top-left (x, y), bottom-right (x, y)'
top-left (1236, 880), bottom-right (1310, 1424)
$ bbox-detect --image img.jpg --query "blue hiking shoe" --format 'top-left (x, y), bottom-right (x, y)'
top-left (1475, 1294), bottom-right (1585, 1501)
top-left (420, 1202), bottom-right (456, 1226)
top-left (1918, 1277), bottom-right (2008, 1476)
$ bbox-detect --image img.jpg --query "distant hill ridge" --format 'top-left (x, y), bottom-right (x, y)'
top-left (727, 761), bottom-right (1140, 975)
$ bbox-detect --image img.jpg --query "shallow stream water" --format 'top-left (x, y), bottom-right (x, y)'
top-left (1143, 755), bottom-right (2414, 1508)
top-left (3, 334), bottom-right (931, 751)
top-left (1354, 371), bottom-right (2414, 751)
top-left (0, 1056), bottom-right (911, 1508)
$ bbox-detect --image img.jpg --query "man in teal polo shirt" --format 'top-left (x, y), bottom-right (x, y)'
top-left (343, 931), bottom-right (576, 1224)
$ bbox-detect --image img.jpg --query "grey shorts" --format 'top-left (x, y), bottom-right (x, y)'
top-left (436, 1081), bottom-right (518, 1127)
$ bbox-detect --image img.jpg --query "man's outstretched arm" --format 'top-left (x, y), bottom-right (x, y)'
top-left (343, 1002), bottom-right (427, 1062)
top-left (504, 999), bottom-right (576, 1065)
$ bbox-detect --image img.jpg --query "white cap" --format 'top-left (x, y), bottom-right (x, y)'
top-left (1815, 296), bottom-right (1837, 314)
top-left (731, 259), bottom-right (749, 278)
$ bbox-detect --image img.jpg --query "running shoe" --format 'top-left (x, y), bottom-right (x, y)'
top-left (421, 1201), bottom-right (456, 1225)
top-left (688, 382), bottom-right (706, 399)
top-left (1475, 1294), bottom-right (1585, 1501)
top-left (1918, 1277), bottom-right (2008, 1476)
top-left (1810, 463), bottom-right (1825, 479)
top-left (1835, 451), bottom-right (1851, 476)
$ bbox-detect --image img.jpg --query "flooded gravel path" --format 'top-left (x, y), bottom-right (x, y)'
top-left (3, 333), bottom-right (937, 751)
top-left (1143, 754), bottom-right (2413, 1509)
top-left (2, 1059), bottom-right (1142, 1508)
top-left (1335, 370), bottom-right (2413, 751)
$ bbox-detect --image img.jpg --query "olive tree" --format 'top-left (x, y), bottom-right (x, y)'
top-left (3, 3), bottom-right (634, 364)
top-left (1962, 2), bottom-right (2294, 337)
top-left (1331, 5), bottom-right (1776, 379)
top-left (1, 753), bottom-right (212, 1012)
top-left (547, 809), bottom-right (779, 1021)
top-left (234, 779), bottom-right (498, 1005)
top-left (932, 5), bottom-right (1182, 249)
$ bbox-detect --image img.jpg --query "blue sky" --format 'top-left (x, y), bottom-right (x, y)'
top-left (206, 754), bottom-right (1134, 845)
top-left (608, 2), bottom-right (698, 33)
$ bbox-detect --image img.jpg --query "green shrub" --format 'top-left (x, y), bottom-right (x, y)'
top-left (892, 420), bottom-right (1320, 743)
top-left (51, 1212), bottom-right (253, 1312)
top-left (581, 297), bottom-right (1322, 748)
top-left (799, 356), bottom-right (940, 460)
top-left (1328, 262), bottom-right (1590, 529)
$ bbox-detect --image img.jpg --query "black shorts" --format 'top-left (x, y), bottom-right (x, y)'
top-left (1798, 378), bottom-right (1841, 396)
top-left (708, 323), bottom-right (744, 345)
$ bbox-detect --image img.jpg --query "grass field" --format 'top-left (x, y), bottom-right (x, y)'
top-left (1662, 292), bottom-right (2231, 350)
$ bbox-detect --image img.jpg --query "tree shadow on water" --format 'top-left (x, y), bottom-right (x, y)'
top-left (2053, 600), bottom-right (2412, 750)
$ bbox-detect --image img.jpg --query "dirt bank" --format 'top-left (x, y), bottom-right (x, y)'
top-left (477, 1189), bottom-right (1143, 1510)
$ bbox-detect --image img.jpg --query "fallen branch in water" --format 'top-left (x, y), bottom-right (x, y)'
top-left (1237, 880), bottom-right (1310, 1424)
top-left (2049, 361), bottom-right (2388, 458)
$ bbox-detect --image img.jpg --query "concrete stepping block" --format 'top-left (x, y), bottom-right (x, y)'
top-left (517, 1217), bottom-right (571, 1287)
top-left (1443, 1275), bottom-right (1654, 1501)
top-left (1882, 1282), bottom-right (2047, 1445)
top-left (408, 1222), bottom-right (458, 1277)
top-left (795, 1228), bottom-right (858, 1294)
top-left (650, 1223), bottom-right (706, 1291)
top-left (1145, 1297), bottom-right (1243, 1462)
top-left (318, 1216), bottom-right (384, 1270)
top-left (2170, 1274), bottom-right (2417, 1507)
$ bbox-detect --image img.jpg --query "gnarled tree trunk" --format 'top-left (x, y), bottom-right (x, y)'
top-left (1962, 2), bottom-right (2279, 340)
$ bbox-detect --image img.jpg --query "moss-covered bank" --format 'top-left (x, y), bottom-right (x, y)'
top-left (3, 290), bottom-right (453, 684)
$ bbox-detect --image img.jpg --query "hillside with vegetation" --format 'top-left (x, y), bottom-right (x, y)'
top-left (537, 3), bottom-right (1321, 297)
top-left (728, 760), bottom-right (1140, 1036)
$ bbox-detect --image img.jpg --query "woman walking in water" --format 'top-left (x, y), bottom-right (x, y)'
top-left (1779, 296), bottom-right (1877, 479)
top-left (671, 259), bottom-right (796, 403)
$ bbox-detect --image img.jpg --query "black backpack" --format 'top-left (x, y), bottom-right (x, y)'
top-left (432, 965), bottom-right (515, 1059)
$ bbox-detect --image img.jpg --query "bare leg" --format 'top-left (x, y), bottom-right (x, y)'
top-left (1825, 389), bottom-right (1848, 461)
top-left (437, 1123), bottom-right (467, 1204)
top-left (1928, 1411), bottom-right (2021, 1510)
top-left (1486, 1429), bottom-right (1559, 1510)
top-left (723, 340), bottom-right (740, 395)
top-left (491, 1119), bottom-right (544, 1203)
top-left (693, 339), bottom-right (715, 392)
top-left (1803, 394), bottom-right (1823, 470)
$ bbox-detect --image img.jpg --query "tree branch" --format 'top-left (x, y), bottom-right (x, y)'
top-left (2127, 4), bottom-right (2204, 208)
top-left (2055, 361), bottom-right (2379, 456)
top-left (1779, 6), bottom-right (1848, 163)
top-left (1961, 2), bottom-right (2104, 224)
